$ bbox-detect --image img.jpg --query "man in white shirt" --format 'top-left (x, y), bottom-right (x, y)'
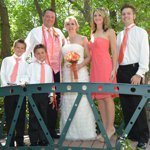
top-left (25, 8), bottom-right (65, 139)
top-left (117, 4), bottom-right (149, 149)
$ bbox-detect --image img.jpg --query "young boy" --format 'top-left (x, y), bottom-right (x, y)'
top-left (27, 44), bottom-right (54, 146)
top-left (0, 39), bottom-right (28, 147)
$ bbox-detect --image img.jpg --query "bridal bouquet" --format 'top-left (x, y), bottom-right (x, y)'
top-left (65, 51), bottom-right (80, 81)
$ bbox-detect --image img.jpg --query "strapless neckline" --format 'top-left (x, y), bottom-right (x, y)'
top-left (65, 43), bottom-right (84, 49)
top-left (94, 37), bottom-right (109, 42)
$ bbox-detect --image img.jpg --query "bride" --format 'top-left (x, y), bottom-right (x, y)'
top-left (60, 16), bottom-right (96, 140)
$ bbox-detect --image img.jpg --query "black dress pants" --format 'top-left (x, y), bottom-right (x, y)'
top-left (28, 93), bottom-right (49, 145)
top-left (4, 95), bottom-right (26, 146)
top-left (117, 63), bottom-right (149, 143)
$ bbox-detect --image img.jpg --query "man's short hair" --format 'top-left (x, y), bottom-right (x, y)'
top-left (42, 8), bottom-right (55, 16)
top-left (121, 4), bottom-right (136, 14)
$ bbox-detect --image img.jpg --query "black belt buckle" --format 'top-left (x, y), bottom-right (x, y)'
top-left (132, 63), bottom-right (138, 67)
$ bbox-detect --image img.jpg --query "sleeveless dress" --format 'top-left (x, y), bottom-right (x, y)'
top-left (60, 43), bottom-right (96, 140)
top-left (89, 37), bottom-right (118, 99)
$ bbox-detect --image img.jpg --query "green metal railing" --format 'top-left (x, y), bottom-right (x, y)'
top-left (0, 83), bottom-right (149, 150)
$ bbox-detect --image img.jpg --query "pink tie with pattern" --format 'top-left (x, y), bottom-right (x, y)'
top-left (10, 58), bottom-right (20, 83)
top-left (40, 63), bottom-right (45, 83)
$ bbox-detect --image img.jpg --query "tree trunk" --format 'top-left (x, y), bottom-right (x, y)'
top-left (110, 10), bottom-right (117, 31)
top-left (83, 0), bottom-right (91, 25)
top-left (51, 0), bottom-right (58, 27)
top-left (68, 0), bottom-right (91, 25)
top-left (34, 0), bottom-right (42, 24)
top-left (0, 0), bottom-right (11, 58)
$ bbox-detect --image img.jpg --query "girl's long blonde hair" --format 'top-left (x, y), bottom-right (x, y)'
top-left (91, 8), bottom-right (110, 33)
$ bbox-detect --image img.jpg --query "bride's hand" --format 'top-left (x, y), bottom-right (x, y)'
top-left (66, 63), bottom-right (82, 70)
top-left (77, 64), bottom-right (82, 70)
top-left (66, 64), bottom-right (71, 68)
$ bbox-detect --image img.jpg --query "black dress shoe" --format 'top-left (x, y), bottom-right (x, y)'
top-left (16, 142), bottom-right (24, 147)
top-left (38, 141), bottom-right (48, 146)
top-left (137, 142), bottom-right (147, 150)
top-left (128, 135), bottom-right (138, 142)
top-left (30, 142), bottom-right (38, 146)
top-left (52, 133), bottom-right (60, 139)
top-left (128, 137), bottom-right (138, 142)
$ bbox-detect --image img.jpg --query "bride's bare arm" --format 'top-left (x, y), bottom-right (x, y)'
top-left (77, 36), bottom-right (91, 70)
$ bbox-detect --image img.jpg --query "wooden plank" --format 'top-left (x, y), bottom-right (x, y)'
top-left (92, 140), bottom-right (104, 148)
top-left (129, 141), bottom-right (138, 150)
top-left (1, 137), bottom-right (150, 149)
top-left (62, 140), bottom-right (72, 147)
top-left (80, 140), bottom-right (94, 148)
top-left (69, 140), bottom-right (82, 147)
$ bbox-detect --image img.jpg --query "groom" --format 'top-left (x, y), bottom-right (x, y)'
top-left (25, 8), bottom-right (65, 138)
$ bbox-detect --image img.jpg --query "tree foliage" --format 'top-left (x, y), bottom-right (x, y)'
top-left (0, 0), bottom-right (150, 57)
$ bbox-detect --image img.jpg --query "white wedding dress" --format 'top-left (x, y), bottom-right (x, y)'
top-left (60, 43), bottom-right (96, 140)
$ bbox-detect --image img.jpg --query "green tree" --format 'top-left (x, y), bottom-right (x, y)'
top-left (0, 0), bottom-right (11, 58)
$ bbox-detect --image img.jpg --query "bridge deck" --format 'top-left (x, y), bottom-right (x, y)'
top-left (0, 135), bottom-right (150, 149)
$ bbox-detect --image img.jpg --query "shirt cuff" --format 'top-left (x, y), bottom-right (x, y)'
top-left (136, 71), bottom-right (144, 78)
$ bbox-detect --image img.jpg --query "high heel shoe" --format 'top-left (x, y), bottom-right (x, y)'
top-left (97, 127), bottom-right (116, 142)
top-left (96, 134), bottom-right (105, 142)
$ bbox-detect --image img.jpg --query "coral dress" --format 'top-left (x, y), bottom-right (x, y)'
top-left (89, 37), bottom-right (117, 99)
top-left (60, 43), bottom-right (96, 140)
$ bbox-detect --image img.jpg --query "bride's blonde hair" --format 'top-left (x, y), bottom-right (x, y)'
top-left (91, 8), bottom-right (110, 33)
top-left (64, 16), bottom-right (79, 30)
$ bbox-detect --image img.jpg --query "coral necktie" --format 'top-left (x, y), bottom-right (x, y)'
top-left (10, 58), bottom-right (20, 83)
top-left (40, 63), bottom-right (45, 83)
top-left (46, 29), bottom-right (53, 65)
top-left (118, 28), bottom-right (129, 64)
top-left (118, 25), bottom-right (135, 64)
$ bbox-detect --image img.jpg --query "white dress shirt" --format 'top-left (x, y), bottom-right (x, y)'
top-left (24, 26), bottom-right (65, 61)
top-left (0, 54), bottom-right (28, 87)
top-left (117, 24), bottom-right (149, 77)
top-left (27, 61), bottom-right (53, 84)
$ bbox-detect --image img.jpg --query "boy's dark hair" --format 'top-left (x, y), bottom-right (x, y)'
top-left (121, 4), bottom-right (136, 14)
top-left (42, 8), bottom-right (55, 16)
top-left (13, 39), bottom-right (26, 49)
top-left (33, 44), bottom-right (47, 53)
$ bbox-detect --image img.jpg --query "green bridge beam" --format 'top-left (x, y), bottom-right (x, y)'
top-left (0, 83), bottom-right (149, 150)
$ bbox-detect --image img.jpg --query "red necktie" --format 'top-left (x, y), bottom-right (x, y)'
top-left (10, 58), bottom-right (20, 83)
top-left (118, 25), bottom-right (135, 64)
top-left (40, 63), bottom-right (45, 83)
top-left (118, 28), bottom-right (129, 64)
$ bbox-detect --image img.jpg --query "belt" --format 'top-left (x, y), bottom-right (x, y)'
top-left (119, 63), bottom-right (139, 69)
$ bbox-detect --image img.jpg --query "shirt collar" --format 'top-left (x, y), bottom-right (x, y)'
top-left (42, 24), bottom-right (53, 31)
top-left (13, 54), bottom-right (22, 59)
top-left (36, 59), bottom-right (46, 64)
top-left (125, 23), bottom-right (135, 30)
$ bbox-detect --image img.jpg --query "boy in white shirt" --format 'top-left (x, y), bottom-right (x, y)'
top-left (0, 39), bottom-right (28, 147)
top-left (27, 44), bottom-right (54, 146)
